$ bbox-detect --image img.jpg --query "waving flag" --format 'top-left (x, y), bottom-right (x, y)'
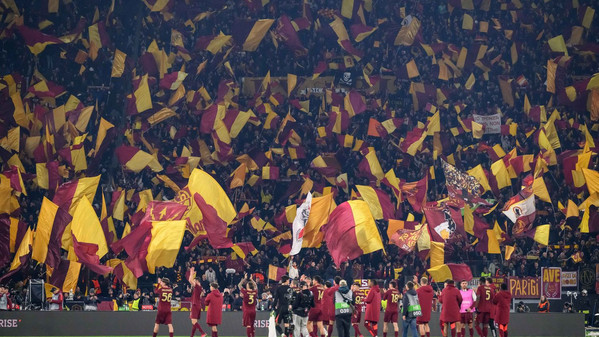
top-left (0, 228), bottom-right (33, 283)
top-left (355, 185), bottom-right (395, 220)
top-left (32, 197), bottom-right (71, 269)
top-left (290, 192), bottom-right (312, 256)
top-left (427, 263), bottom-right (473, 282)
top-left (47, 259), bottom-right (81, 292)
top-left (390, 226), bottom-right (424, 253)
top-left (115, 146), bottom-right (163, 173)
top-left (145, 220), bottom-right (187, 273)
top-left (503, 188), bottom-right (536, 236)
top-left (193, 193), bottom-right (234, 249)
top-left (232, 19), bottom-right (275, 51)
top-left (17, 25), bottom-right (63, 55)
top-left (322, 200), bottom-right (384, 267)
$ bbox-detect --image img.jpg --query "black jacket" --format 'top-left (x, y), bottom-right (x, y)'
top-left (273, 284), bottom-right (292, 312)
top-left (292, 289), bottom-right (315, 317)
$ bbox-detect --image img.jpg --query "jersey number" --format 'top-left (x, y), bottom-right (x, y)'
top-left (485, 290), bottom-right (491, 301)
top-left (318, 290), bottom-right (324, 301)
top-left (247, 294), bottom-right (255, 305)
top-left (391, 294), bottom-right (400, 303)
top-left (162, 293), bottom-right (172, 302)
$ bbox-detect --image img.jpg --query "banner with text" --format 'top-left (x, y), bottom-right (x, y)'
top-left (561, 271), bottom-right (578, 288)
top-left (541, 267), bottom-right (562, 299)
top-left (508, 277), bottom-right (541, 299)
top-left (473, 114), bottom-right (501, 134)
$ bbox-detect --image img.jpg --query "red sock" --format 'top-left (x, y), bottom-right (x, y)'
top-left (482, 327), bottom-right (488, 337)
top-left (462, 328), bottom-right (466, 337)
top-left (475, 325), bottom-right (483, 337)
top-left (394, 332), bottom-right (398, 337)
top-left (353, 324), bottom-right (361, 337)
top-left (153, 334), bottom-right (157, 337)
top-left (451, 326), bottom-right (456, 337)
top-left (170, 333), bottom-right (174, 337)
top-left (253, 326), bottom-right (256, 337)
top-left (426, 333), bottom-right (430, 337)
top-left (328, 324), bottom-right (334, 336)
top-left (212, 331), bottom-right (218, 337)
top-left (383, 332), bottom-right (387, 337)
top-left (195, 323), bottom-right (205, 335)
top-left (470, 328), bottom-right (474, 337)
top-left (311, 330), bottom-right (317, 337)
top-left (192, 325), bottom-right (197, 337)
top-left (246, 327), bottom-right (253, 337)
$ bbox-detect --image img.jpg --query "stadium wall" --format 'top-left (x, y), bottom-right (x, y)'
top-left (0, 311), bottom-right (585, 336)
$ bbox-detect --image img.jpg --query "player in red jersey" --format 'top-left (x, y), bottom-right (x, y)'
top-left (239, 273), bottom-right (258, 337)
top-left (492, 284), bottom-right (511, 337)
top-left (416, 278), bottom-right (434, 337)
top-left (351, 282), bottom-right (364, 337)
top-left (382, 281), bottom-right (401, 337)
top-left (324, 277), bottom-right (341, 337)
top-left (474, 277), bottom-right (494, 337)
top-left (308, 275), bottom-right (329, 337)
top-left (189, 267), bottom-right (207, 337)
top-left (439, 280), bottom-right (462, 337)
top-left (206, 282), bottom-right (224, 337)
top-left (153, 278), bottom-right (174, 337)
top-left (364, 279), bottom-right (381, 337)
top-left (485, 279), bottom-right (498, 337)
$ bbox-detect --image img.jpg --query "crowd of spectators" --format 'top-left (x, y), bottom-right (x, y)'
top-left (1, 0), bottom-right (599, 312)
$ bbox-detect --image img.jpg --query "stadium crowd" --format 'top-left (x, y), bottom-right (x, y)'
top-left (0, 0), bottom-right (599, 318)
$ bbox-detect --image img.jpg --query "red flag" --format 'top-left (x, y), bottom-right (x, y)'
top-left (72, 235), bottom-right (113, 275)
top-left (400, 175), bottom-right (428, 213)
top-left (16, 25), bottom-right (63, 54)
top-left (193, 193), bottom-right (234, 249)
top-left (390, 226), bottom-right (424, 253)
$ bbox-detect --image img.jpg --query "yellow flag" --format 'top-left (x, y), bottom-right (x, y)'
top-left (463, 203), bottom-right (474, 235)
top-left (287, 74), bottom-right (297, 97)
top-left (533, 224), bottom-right (550, 245)
top-left (583, 168), bottom-right (599, 195)
top-left (8, 228), bottom-right (33, 272)
top-left (491, 159), bottom-right (511, 189)
top-left (430, 241), bottom-right (445, 267)
top-left (462, 14), bottom-right (473, 30)
top-left (134, 74), bottom-right (152, 112)
top-left (243, 19), bottom-right (274, 51)
top-left (187, 169), bottom-right (237, 224)
top-left (505, 245), bottom-right (515, 260)
top-left (303, 193), bottom-right (337, 247)
top-left (146, 220), bottom-right (187, 273)
top-left (472, 121), bottom-right (484, 139)
top-left (356, 185), bottom-right (384, 220)
top-left (548, 35), bottom-right (568, 55)
top-left (567, 200), bottom-right (579, 218)
top-left (467, 165), bottom-right (492, 192)
top-left (532, 177), bottom-right (551, 203)
top-left (32, 197), bottom-right (59, 264)
top-left (70, 196), bottom-right (108, 258)
top-left (582, 7), bottom-right (595, 29)
top-left (111, 49), bottom-right (126, 78)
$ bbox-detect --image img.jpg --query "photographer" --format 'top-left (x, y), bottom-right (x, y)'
top-left (334, 280), bottom-right (354, 337)
top-left (85, 288), bottom-right (99, 311)
top-left (516, 302), bottom-right (530, 313)
top-left (292, 281), bottom-right (314, 337)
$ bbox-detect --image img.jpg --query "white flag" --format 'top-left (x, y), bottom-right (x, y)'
top-left (290, 192), bottom-right (312, 255)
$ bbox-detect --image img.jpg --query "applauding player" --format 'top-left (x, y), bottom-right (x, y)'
top-left (153, 278), bottom-right (174, 337)
top-left (239, 274), bottom-right (258, 337)
top-left (189, 267), bottom-right (206, 337)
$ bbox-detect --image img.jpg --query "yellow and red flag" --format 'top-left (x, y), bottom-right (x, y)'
top-left (322, 200), bottom-right (384, 267)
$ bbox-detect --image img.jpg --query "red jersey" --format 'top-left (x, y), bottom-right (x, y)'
top-left (475, 285), bottom-right (494, 313)
top-left (155, 286), bottom-right (173, 312)
top-left (383, 288), bottom-right (401, 313)
top-left (323, 286), bottom-right (338, 319)
top-left (241, 288), bottom-right (257, 312)
top-left (310, 285), bottom-right (325, 309)
top-left (191, 284), bottom-right (203, 307)
top-left (354, 290), bottom-right (365, 312)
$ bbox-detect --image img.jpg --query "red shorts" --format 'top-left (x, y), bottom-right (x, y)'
top-left (416, 317), bottom-right (428, 324)
top-left (155, 311), bottom-right (172, 324)
top-left (243, 310), bottom-right (256, 327)
top-left (352, 310), bottom-right (362, 324)
top-left (384, 311), bottom-right (398, 323)
top-left (308, 308), bottom-right (323, 321)
top-left (190, 305), bottom-right (202, 319)
top-left (460, 312), bottom-right (473, 324)
top-left (476, 312), bottom-right (490, 324)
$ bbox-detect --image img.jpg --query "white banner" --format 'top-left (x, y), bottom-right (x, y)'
top-left (473, 114), bottom-right (501, 134)
top-left (561, 271), bottom-right (578, 288)
top-left (290, 192), bottom-right (312, 255)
